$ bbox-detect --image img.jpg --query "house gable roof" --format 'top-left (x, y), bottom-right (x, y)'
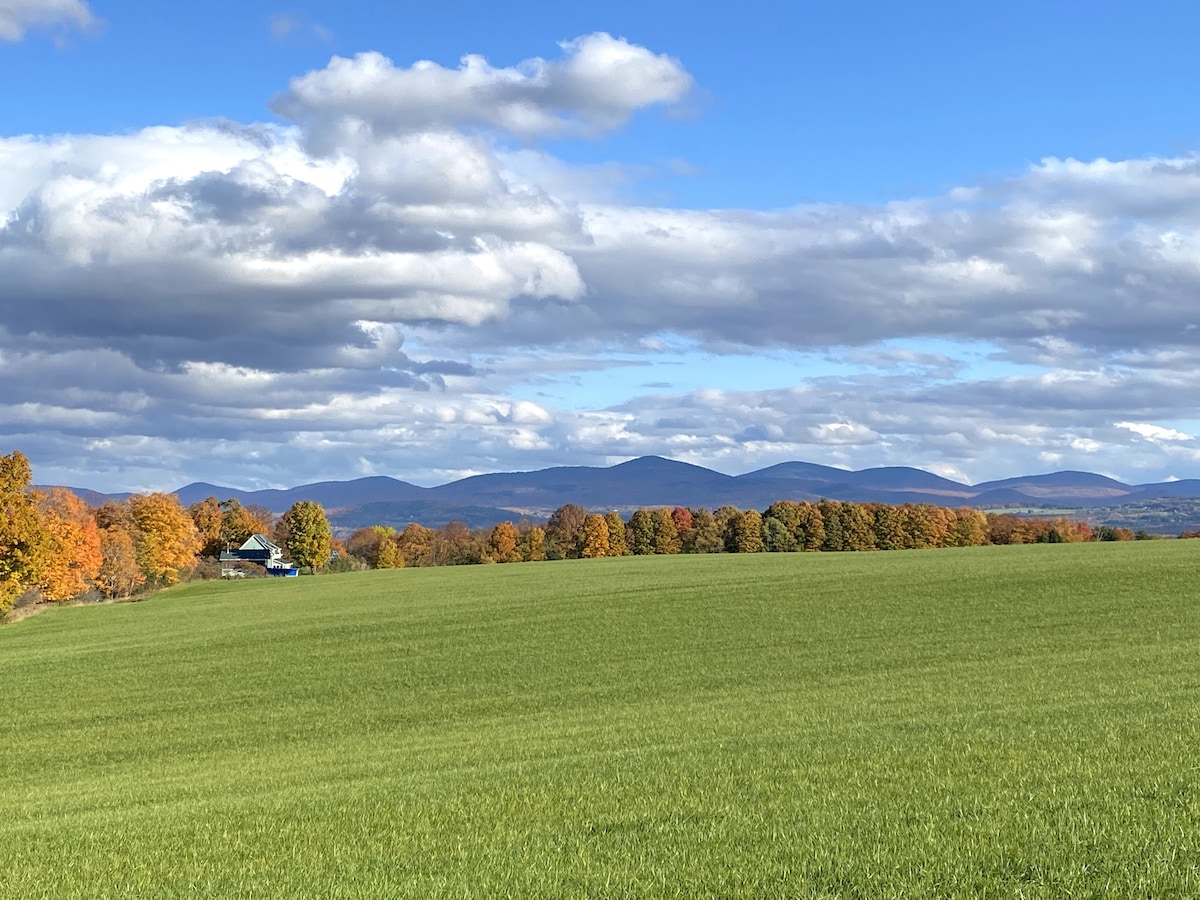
top-left (239, 534), bottom-right (281, 553)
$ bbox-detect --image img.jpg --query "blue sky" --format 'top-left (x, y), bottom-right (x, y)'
top-left (4, 0), bottom-right (1200, 491)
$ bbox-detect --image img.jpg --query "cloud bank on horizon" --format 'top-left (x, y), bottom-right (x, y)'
top-left (5, 19), bottom-right (1200, 492)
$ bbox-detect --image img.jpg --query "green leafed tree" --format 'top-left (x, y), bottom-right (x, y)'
top-left (685, 508), bottom-right (724, 553)
top-left (762, 501), bottom-right (800, 552)
top-left (281, 500), bottom-right (333, 573)
top-left (762, 515), bottom-right (794, 553)
top-left (627, 509), bottom-right (656, 555)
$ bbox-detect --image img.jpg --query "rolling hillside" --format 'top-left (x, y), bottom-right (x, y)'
top-left (3, 545), bottom-right (1199, 895)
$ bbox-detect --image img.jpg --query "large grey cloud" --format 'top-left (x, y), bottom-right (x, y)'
top-left (4, 35), bottom-right (1200, 490)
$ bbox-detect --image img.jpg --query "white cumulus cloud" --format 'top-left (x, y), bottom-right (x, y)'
top-left (273, 32), bottom-right (693, 144)
top-left (0, 0), bottom-right (97, 41)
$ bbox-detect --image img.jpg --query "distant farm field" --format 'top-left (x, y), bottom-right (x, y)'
top-left (3, 544), bottom-right (1200, 897)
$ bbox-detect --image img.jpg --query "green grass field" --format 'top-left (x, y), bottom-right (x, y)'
top-left (3, 543), bottom-right (1200, 897)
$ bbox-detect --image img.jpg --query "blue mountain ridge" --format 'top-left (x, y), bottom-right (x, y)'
top-left (43, 456), bottom-right (1200, 532)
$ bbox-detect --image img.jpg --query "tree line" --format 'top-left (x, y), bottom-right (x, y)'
top-left (343, 499), bottom-right (1139, 569)
top-left (0, 447), bottom-right (1149, 616)
top-left (0, 451), bottom-right (333, 615)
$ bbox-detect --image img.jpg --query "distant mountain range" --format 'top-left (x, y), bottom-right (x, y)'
top-left (41, 456), bottom-right (1200, 534)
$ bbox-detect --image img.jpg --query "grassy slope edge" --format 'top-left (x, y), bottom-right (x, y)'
top-left (2, 543), bottom-right (1199, 897)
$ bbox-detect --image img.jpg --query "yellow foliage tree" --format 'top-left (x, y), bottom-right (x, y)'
top-left (522, 526), bottom-right (546, 562)
top-left (129, 493), bottom-right (201, 586)
top-left (375, 537), bottom-right (405, 569)
top-left (280, 500), bottom-right (332, 573)
top-left (0, 450), bottom-right (48, 612)
top-left (36, 489), bottom-right (103, 602)
top-left (581, 514), bottom-right (611, 558)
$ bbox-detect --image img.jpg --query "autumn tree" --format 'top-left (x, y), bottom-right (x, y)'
top-left (925, 505), bottom-right (953, 548)
top-left (987, 513), bottom-right (1034, 545)
top-left (246, 505), bottom-right (276, 535)
top-left (795, 503), bottom-right (825, 551)
top-left (281, 500), bottom-right (332, 572)
top-left (189, 496), bottom-right (224, 557)
top-left (604, 511), bottom-right (628, 556)
top-left (96, 524), bottom-right (145, 598)
top-left (434, 521), bottom-right (482, 566)
top-left (346, 526), bottom-right (393, 567)
top-left (762, 501), bottom-right (800, 552)
top-left (522, 525), bottom-right (547, 562)
top-left (36, 488), bottom-right (103, 601)
top-left (219, 499), bottom-right (273, 550)
top-left (627, 508), bottom-right (656, 555)
top-left (375, 536), bottom-right (405, 569)
top-left (686, 508), bottom-right (724, 553)
top-left (0, 451), bottom-right (48, 612)
top-left (730, 510), bottom-right (765, 553)
top-left (841, 502), bottom-right (877, 551)
top-left (948, 508), bottom-right (987, 547)
top-left (130, 493), bottom-right (201, 586)
top-left (900, 504), bottom-right (935, 549)
top-left (95, 500), bottom-right (133, 532)
top-left (704, 506), bottom-right (735, 552)
top-left (817, 500), bottom-right (845, 552)
top-left (652, 507), bottom-right (682, 554)
top-left (546, 504), bottom-right (587, 559)
top-left (489, 521), bottom-right (522, 563)
top-left (871, 503), bottom-right (906, 550)
top-left (671, 507), bottom-right (693, 541)
top-left (396, 523), bottom-right (438, 567)
top-left (580, 514), bottom-right (611, 558)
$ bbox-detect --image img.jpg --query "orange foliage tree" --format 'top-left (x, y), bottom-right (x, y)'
top-left (96, 524), bottom-right (146, 598)
top-left (489, 521), bottom-right (521, 563)
top-left (188, 496), bottom-right (224, 558)
top-left (36, 489), bottom-right (102, 601)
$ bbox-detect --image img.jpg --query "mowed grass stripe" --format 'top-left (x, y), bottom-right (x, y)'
top-left (2, 543), bottom-right (1200, 897)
